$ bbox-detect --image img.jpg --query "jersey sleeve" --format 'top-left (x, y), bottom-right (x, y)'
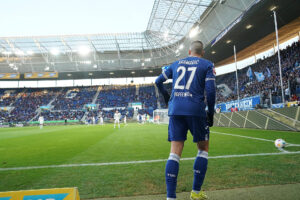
top-left (205, 63), bottom-right (216, 114)
top-left (155, 65), bottom-right (173, 96)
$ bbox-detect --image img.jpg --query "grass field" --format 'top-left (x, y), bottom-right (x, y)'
top-left (0, 124), bottom-right (300, 199)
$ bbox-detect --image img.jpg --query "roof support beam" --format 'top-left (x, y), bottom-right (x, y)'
top-left (33, 39), bottom-right (49, 64)
top-left (61, 37), bottom-right (73, 62)
top-left (114, 36), bottom-right (122, 69)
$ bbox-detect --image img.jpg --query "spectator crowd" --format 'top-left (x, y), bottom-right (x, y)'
top-left (0, 41), bottom-right (299, 124)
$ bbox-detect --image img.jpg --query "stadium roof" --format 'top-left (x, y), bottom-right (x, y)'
top-left (3, 0), bottom-right (298, 78)
top-left (0, 0), bottom-right (212, 53)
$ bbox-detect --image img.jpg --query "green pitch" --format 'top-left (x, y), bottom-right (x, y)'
top-left (0, 124), bottom-right (300, 199)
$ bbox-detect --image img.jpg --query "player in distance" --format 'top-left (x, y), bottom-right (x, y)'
top-left (155, 41), bottom-right (216, 200)
top-left (114, 110), bottom-right (121, 129)
top-left (38, 115), bottom-right (44, 129)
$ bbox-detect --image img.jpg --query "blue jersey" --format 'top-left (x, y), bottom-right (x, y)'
top-left (155, 56), bottom-right (216, 117)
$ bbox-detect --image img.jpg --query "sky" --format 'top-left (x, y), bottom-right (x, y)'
top-left (0, 0), bottom-right (155, 37)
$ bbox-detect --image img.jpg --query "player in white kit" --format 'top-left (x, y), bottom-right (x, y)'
top-left (92, 116), bottom-right (96, 125)
top-left (38, 115), bottom-right (44, 129)
top-left (98, 111), bottom-right (104, 126)
top-left (142, 114), bottom-right (146, 124)
top-left (114, 110), bottom-right (121, 129)
top-left (123, 114), bottom-right (127, 126)
top-left (99, 115), bottom-right (104, 125)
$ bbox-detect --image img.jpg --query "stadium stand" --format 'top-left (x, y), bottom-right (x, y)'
top-left (0, 41), bottom-right (299, 125)
top-left (217, 41), bottom-right (300, 104)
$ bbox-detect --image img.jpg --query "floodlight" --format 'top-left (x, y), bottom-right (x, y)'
top-left (189, 26), bottom-right (199, 38)
top-left (27, 50), bottom-right (34, 55)
top-left (2, 51), bottom-right (12, 55)
top-left (50, 48), bottom-right (60, 56)
top-left (15, 50), bottom-right (24, 56)
top-left (246, 24), bottom-right (253, 29)
top-left (164, 31), bottom-right (169, 39)
top-left (78, 46), bottom-right (91, 56)
top-left (270, 6), bottom-right (277, 11)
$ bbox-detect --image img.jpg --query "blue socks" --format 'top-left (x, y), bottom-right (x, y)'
top-left (165, 151), bottom-right (208, 199)
top-left (192, 150), bottom-right (208, 193)
top-left (165, 153), bottom-right (180, 199)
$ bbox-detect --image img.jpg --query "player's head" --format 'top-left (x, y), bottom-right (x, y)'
top-left (189, 40), bottom-right (204, 57)
top-left (116, 110), bottom-right (118, 113)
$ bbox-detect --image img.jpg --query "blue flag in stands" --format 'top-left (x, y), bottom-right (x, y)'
top-left (246, 67), bottom-right (253, 80)
top-left (266, 67), bottom-right (271, 77)
top-left (254, 72), bottom-right (265, 82)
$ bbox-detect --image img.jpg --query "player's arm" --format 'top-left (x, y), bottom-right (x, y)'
top-left (155, 66), bottom-right (172, 105)
top-left (205, 64), bottom-right (216, 127)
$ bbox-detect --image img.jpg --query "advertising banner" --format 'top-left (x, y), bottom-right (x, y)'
top-left (271, 103), bottom-right (284, 109)
top-left (24, 72), bottom-right (58, 79)
top-left (0, 188), bottom-right (80, 200)
top-left (216, 95), bottom-right (260, 112)
top-left (0, 73), bottom-right (20, 79)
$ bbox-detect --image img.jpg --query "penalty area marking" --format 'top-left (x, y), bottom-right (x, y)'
top-left (1, 151), bottom-right (300, 172)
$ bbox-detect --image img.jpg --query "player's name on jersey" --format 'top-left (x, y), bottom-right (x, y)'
top-left (174, 91), bottom-right (193, 97)
top-left (178, 60), bottom-right (199, 65)
top-left (0, 187), bottom-right (80, 200)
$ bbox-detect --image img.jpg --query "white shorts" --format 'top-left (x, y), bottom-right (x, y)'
top-left (114, 119), bottom-right (120, 123)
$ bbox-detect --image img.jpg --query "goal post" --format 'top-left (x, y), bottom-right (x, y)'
top-left (153, 109), bottom-right (169, 124)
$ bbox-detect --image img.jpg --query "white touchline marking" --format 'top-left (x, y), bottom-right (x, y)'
top-left (1, 151), bottom-right (300, 172)
top-left (211, 131), bottom-right (300, 147)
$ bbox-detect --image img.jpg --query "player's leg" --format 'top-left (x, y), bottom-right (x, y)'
top-left (118, 119), bottom-right (120, 129)
top-left (166, 141), bottom-right (184, 200)
top-left (188, 117), bottom-right (209, 200)
top-left (114, 119), bottom-right (116, 128)
top-left (165, 116), bottom-right (188, 200)
top-left (191, 140), bottom-right (209, 199)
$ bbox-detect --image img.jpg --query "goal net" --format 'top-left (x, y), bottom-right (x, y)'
top-left (153, 109), bottom-right (169, 124)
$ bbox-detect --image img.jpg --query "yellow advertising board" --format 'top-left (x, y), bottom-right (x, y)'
top-left (0, 73), bottom-right (20, 79)
top-left (24, 72), bottom-right (58, 79)
top-left (287, 101), bottom-right (298, 107)
top-left (0, 187), bottom-right (80, 200)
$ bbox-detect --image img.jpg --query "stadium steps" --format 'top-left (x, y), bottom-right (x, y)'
top-left (214, 109), bottom-right (297, 131)
top-left (231, 112), bottom-right (245, 127)
top-left (29, 88), bottom-right (63, 122)
top-left (271, 106), bottom-right (298, 119)
top-left (9, 88), bottom-right (27, 113)
top-left (246, 111), bottom-right (267, 129)
top-left (219, 113), bottom-right (230, 126)
top-left (92, 86), bottom-right (102, 104)
top-left (136, 85), bottom-right (139, 100)
top-left (81, 87), bottom-right (102, 122)
top-left (258, 109), bottom-right (300, 131)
